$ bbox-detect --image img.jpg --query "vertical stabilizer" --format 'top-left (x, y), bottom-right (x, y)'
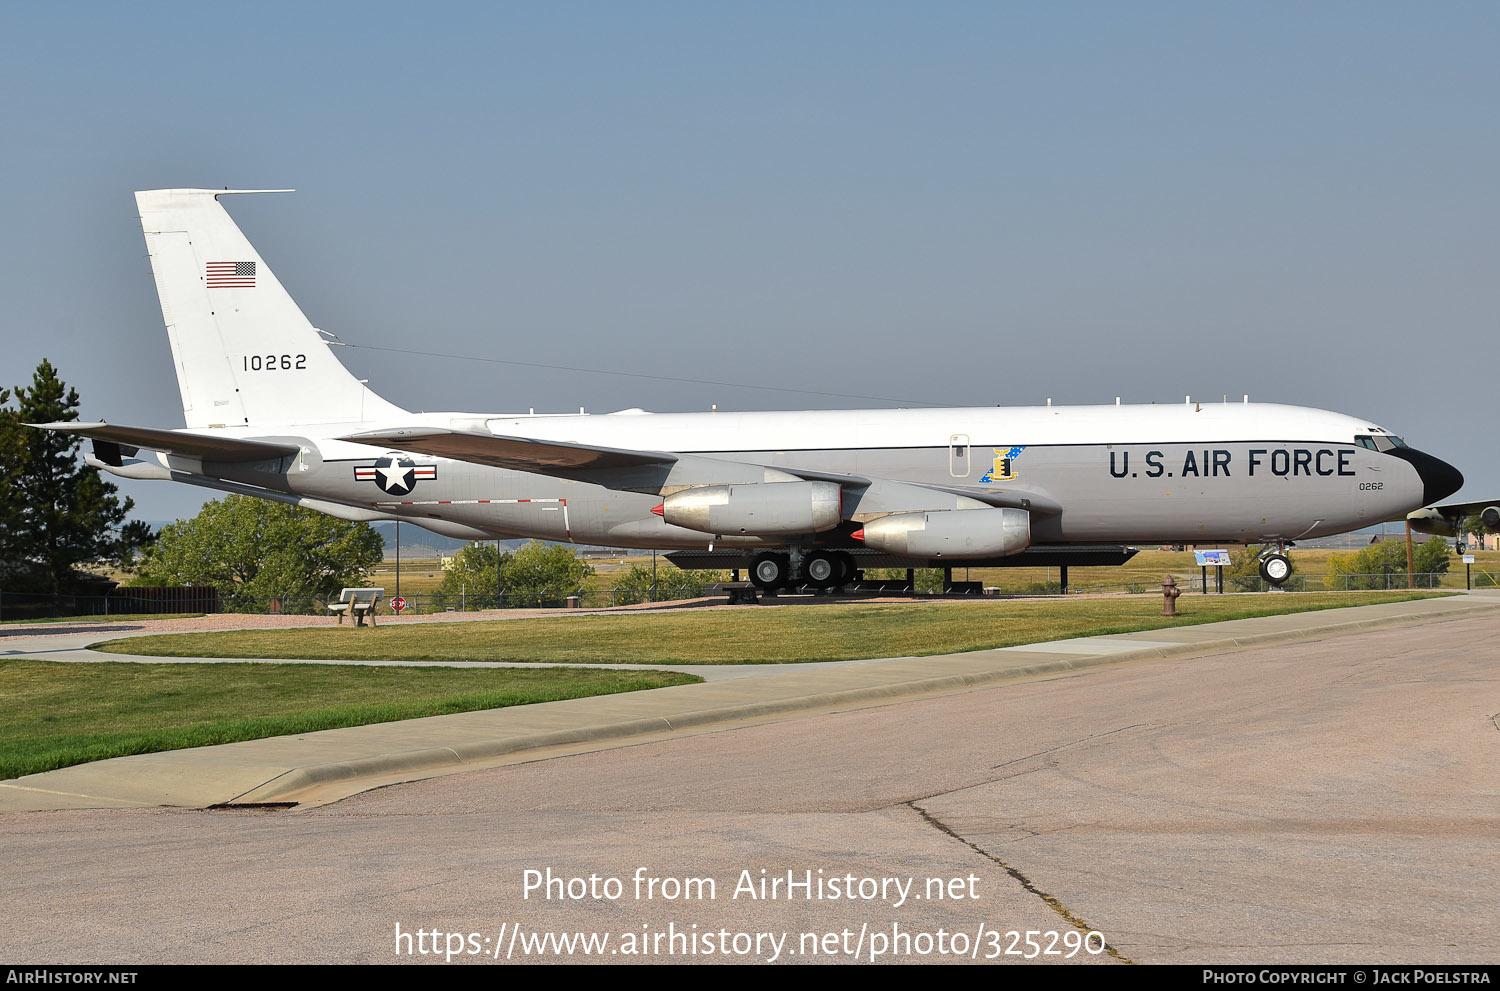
top-left (135, 188), bottom-right (406, 428)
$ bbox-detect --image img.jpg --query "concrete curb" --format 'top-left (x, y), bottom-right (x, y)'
top-left (220, 594), bottom-right (1500, 806)
top-left (2, 592), bottom-right (1495, 811)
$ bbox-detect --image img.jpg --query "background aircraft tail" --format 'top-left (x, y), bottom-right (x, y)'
top-left (135, 188), bottom-right (406, 428)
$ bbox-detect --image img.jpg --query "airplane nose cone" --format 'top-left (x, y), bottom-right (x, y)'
top-left (1388, 447), bottom-right (1464, 506)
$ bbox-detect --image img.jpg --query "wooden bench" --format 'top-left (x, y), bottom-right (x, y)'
top-left (721, 582), bottom-right (759, 605)
top-left (328, 587), bottom-right (385, 626)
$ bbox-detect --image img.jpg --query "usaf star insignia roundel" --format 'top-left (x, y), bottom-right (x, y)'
top-left (354, 457), bottom-right (438, 496)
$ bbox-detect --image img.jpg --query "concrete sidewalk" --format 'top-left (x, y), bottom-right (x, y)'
top-left (1, 623), bottom-right (902, 682)
top-left (2, 591), bottom-right (1495, 813)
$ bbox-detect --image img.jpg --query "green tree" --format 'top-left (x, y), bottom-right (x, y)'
top-left (437, 540), bottom-right (594, 604)
top-left (1415, 537), bottom-right (1452, 576)
top-left (0, 361), bottom-right (147, 595)
top-left (1461, 514), bottom-right (1496, 540)
top-left (132, 495), bottom-right (385, 599)
top-left (1325, 538), bottom-right (1450, 590)
top-left (609, 561), bottom-right (728, 604)
top-left (438, 543), bottom-right (507, 604)
top-left (0, 385), bottom-right (19, 583)
top-left (500, 540), bottom-right (594, 597)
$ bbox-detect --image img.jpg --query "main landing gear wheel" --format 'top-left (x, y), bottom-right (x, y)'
top-left (802, 551), bottom-right (840, 589)
top-left (1259, 553), bottom-right (1292, 585)
top-left (750, 552), bottom-right (790, 591)
top-left (832, 551), bottom-right (856, 588)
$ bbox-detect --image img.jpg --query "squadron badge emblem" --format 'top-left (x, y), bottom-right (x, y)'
top-left (980, 446), bottom-right (1026, 483)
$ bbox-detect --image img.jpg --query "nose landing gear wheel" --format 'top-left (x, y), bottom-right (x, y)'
top-left (750, 552), bottom-right (791, 591)
top-left (1259, 553), bottom-right (1292, 585)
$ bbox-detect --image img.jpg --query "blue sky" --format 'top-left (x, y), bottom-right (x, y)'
top-left (2, 2), bottom-right (1495, 520)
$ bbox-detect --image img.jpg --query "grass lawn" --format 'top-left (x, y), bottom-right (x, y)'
top-left (94, 590), bottom-right (1452, 666)
top-left (0, 662), bottom-right (700, 779)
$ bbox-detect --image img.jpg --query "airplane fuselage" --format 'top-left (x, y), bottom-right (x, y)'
top-left (189, 400), bottom-right (1438, 555)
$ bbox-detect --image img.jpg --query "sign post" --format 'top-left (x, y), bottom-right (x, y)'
top-left (1194, 550), bottom-right (1231, 594)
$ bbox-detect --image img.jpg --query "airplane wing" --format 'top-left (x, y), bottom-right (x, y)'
top-left (338, 427), bottom-right (678, 472)
top-left (765, 473), bottom-right (1062, 516)
top-left (340, 426), bottom-right (1064, 515)
top-left (925, 483), bottom-right (1064, 516)
top-left (1408, 498), bottom-right (1500, 536)
top-left (30, 421), bottom-right (301, 463)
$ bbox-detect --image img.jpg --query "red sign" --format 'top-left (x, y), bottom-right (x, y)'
top-left (392, 596), bottom-right (408, 613)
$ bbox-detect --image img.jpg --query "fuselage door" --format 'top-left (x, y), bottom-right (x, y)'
top-left (949, 433), bottom-right (971, 478)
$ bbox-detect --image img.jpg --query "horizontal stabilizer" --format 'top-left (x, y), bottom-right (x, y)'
top-left (339, 427), bottom-right (678, 473)
top-left (32, 421), bottom-right (301, 462)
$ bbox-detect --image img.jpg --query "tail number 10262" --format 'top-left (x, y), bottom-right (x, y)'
top-left (243, 354), bottom-right (307, 371)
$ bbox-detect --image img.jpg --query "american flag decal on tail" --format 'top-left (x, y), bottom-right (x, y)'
top-left (206, 261), bottom-right (255, 288)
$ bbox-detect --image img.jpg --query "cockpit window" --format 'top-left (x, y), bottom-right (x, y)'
top-left (1355, 434), bottom-right (1404, 452)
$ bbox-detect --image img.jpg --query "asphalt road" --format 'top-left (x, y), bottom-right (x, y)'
top-left (2, 614), bottom-right (1496, 965)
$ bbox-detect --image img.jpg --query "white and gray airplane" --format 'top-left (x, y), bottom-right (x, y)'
top-left (37, 189), bottom-right (1470, 590)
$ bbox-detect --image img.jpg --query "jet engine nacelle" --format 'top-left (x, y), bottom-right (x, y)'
top-left (657, 480), bottom-right (843, 535)
top-left (1409, 505), bottom-right (1499, 537)
top-left (1406, 508), bottom-right (1456, 536)
top-left (854, 507), bottom-right (1031, 559)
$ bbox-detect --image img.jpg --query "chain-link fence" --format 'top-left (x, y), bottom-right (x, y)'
top-left (0, 585), bottom-right (727, 621)
top-left (1031, 571), bottom-right (1496, 596)
top-left (368, 585), bottom-right (723, 614)
top-left (4, 571), bottom-right (1495, 621)
top-left (152, 586), bottom-right (728, 616)
top-left (0, 587), bottom-right (220, 622)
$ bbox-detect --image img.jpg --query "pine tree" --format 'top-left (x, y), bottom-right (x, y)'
top-left (0, 385), bottom-right (21, 583)
top-left (2, 360), bottom-right (146, 596)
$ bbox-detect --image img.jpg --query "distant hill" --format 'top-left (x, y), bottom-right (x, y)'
top-left (370, 522), bottom-right (482, 554)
